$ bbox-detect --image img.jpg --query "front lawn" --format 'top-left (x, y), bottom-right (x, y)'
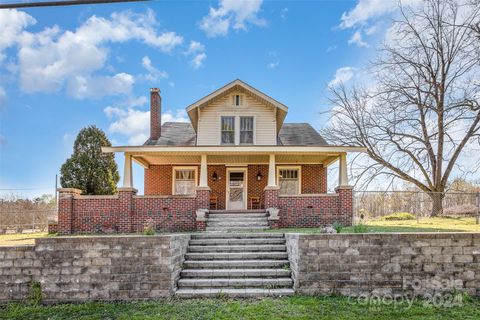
top-left (269, 217), bottom-right (480, 234)
top-left (0, 232), bottom-right (48, 246)
top-left (1, 296), bottom-right (479, 320)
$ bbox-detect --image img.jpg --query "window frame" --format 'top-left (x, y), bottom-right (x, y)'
top-left (220, 116), bottom-right (236, 145)
top-left (239, 116), bottom-right (255, 145)
top-left (233, 94), bottom-right (243, 107)
top-left (277, 166), bottom-right (302, 195)
top-left (172, 166), bottom-right (198, 196)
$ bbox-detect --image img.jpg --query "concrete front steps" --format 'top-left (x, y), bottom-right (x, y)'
top-left (175, 233), bottom-right (294, 298)
top-left (206, 210), bottom-right (270, 232)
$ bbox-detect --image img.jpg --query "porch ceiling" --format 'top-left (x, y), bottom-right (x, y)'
top-left (132, 154), bottom-right (340, 168)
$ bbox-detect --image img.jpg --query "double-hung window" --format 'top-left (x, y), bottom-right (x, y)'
top-left (174, 168), bottom-right (196, 195)
top-left (240, 117), bottom-right (254, 144)
top-left (278, 168), bottom-right (300, 195)
top-left (221, 116), bottom-right (235, 144)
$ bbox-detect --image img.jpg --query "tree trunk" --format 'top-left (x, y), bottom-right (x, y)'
top-left (430, 193), bottom-right (444, 217)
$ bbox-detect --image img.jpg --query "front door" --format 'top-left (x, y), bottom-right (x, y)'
top-left (227, 169), bottom-right (247, 210)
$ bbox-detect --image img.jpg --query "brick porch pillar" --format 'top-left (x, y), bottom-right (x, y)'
top-left (196, 187), bottom-right (210, 231)
top-left (336, 186), bottom-right (354, 226)
top-left (57, 188), bottom-right (82, 235)
top-left (265, 186), bottom-right (280, 228)
top-left (118, 187), bottom-right (137, 233)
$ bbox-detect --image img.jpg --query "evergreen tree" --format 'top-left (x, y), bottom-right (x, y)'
top-left (60, 126), bottom-right (119, 195)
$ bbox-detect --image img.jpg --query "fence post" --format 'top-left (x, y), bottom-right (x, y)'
top-left (476, 193), bottom-right (479, 225)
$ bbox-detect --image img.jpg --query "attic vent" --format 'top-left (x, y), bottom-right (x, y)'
top-left (233, 94), bottom-right (242, 106)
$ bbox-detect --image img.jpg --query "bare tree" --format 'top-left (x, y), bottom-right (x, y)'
top-left (324, 0), bottom-right (480, 216)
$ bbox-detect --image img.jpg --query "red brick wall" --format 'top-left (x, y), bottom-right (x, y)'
top-left (301, 164), bottom-right (327, 194)
top-left (277, 195), bottom-right (342, 227)
top-left (132, 196), bottom-right (197, 232)
top-left (247, 165), bottom-right (268, 209)
top-left (208, 165), bottom-right (226, 210)
top-left (144, 165), bottom-right (173, 195)
top-left (71, 197), bottom-right (120, 233)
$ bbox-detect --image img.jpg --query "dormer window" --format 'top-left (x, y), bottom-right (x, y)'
top-left (233, 94), bottom-right (242, 106)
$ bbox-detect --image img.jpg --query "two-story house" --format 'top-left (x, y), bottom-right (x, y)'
top-left (56, 79), bottom-right (364, 234)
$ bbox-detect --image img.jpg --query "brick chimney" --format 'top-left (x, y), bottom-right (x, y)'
top-left (150, 88), bottom-right (161, 140)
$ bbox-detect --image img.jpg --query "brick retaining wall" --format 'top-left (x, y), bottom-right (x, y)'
top-left (0, 235), bottom-right (189, 303)
top-left (285, 233), bottom-right (480, 297)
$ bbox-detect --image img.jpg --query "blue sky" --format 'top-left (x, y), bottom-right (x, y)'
top-left (0, 0), bottom-right (405, 197)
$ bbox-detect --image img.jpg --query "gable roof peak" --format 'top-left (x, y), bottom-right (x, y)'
top-left (186, 79), bottom-right (288, 133)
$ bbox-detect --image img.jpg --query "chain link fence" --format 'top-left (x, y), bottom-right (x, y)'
top-left (354, 191), bottom-right (480, 224)
top-left (0, 194), bottom-right (57, 234)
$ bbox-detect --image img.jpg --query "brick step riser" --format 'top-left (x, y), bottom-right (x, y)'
top-left (175, 288), bottom-right (295, 298)
top-left (191, 233), bottom-right (284, 239)
top-left (188, 246), bottom-right (287, 253)
top-left (185, 253), bottom-right (288, 260)
top-left (207, 220), bottom-right (268, 227)
top-left (208, 214), bottom-right (267, 219)
top-left (183, 261), bottom-right (290, 269)
top-left (210, 209), bottom-right (265, 214)
top-left (180, 269), bottom-right (291, 278)
top-left (205, 227), bottom-right (270, 232)
top-left (178, 279), bottom-right (293, 288)
top-left (207, 217), bottom-right (267, 220)
top-left (189, 239), bottom-right (285, 246)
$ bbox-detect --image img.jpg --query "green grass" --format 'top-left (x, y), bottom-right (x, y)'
top-left (1, 296), bottom-right (479, 320)
top-left (1, 217), bottom-right (478, 246)
top-left (381, 212), bottom-right (416, 221)
top-left (268, 217), bottom-right (480, 234)
top-left (0, 232), bottom-right (48, 246)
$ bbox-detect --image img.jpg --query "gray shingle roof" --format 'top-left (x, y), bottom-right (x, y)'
top-left (278, 123), bottom-right (329, 146)
top-left (144, 122), bottom-right (196, 146)
top-left (144, 122), bottom-right (328, 146)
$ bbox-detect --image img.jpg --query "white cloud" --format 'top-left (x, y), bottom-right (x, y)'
top-left (200, 0), bottom-right (266, 37)
top-left (328, 67), bottom-right (357, 87)
top-left (15, 9), bottom-right (182, 98)
top-left (340, 0), bottom-right (399, 29)
top-left (141, 56), bottom-right (168, 81)
top-left (0, 86), bottom-right (6, 107)
top-left (267, 61), bottom-right (279, 69)
top-left (266, 51), bottom-right (279, 69)
top-left (105, 106), bottom-right (189, 145)
top-left (339, 0), bottom-right (422, 47)
top-left (348, 30), bottom-right (369, 48)
top-left (281, 7), bottom-right (288, 20)
top-left (0, 9), bottom-right (36, 62)
top-left (67, 73), bottom-right (134, 99)
top-left (186, 41), bottom-right (207, 69)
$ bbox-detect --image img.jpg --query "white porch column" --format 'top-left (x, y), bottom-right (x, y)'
top-left (267, 154), bottom-right (277, 187)
top-left (199, 154), bottom-right (209, 188)
top-left (338, 153), bottom-right (349, 187)
top-left (123, 153), bottom-right (133, 188)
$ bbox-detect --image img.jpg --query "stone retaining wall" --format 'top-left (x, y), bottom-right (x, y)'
top-left (285, 233), bottom-right (480, 297)
top-left (0, 235), bottom-right (190, 303)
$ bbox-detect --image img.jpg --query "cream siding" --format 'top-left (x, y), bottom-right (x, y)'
top-left (196, 91), bottom-right (277, 145)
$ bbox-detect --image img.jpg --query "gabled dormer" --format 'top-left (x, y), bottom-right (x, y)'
top-left (186, 79), bottom-right (288, 146)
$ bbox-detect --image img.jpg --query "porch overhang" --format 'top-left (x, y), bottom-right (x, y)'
top-left (102, 145), bottom-right (366, 168)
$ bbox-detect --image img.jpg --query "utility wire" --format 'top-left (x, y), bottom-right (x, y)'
top-left (0, 0), bottom-right (148, 9)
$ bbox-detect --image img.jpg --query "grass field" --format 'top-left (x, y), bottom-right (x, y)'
top-left (0, 232), bottom-right (48, 246)
top-left (1, 296), bottom-right (479, 320)
top-left (0, 217), bottom-right (478, 246)
top-left (269, 217), bottom-right (480, 234)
